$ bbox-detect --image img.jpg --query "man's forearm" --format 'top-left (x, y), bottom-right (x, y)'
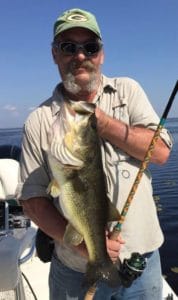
top-left (21, 197), bottom-right (90, 258)
top-left (20, 197), bottom-right (67, 243)
top-left (95, 108), bottom-right (170, 164)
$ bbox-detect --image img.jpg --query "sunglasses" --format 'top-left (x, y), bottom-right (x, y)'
top-left (53, 41), bottom-right (103, 57)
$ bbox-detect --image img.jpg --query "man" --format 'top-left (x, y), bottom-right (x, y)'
top-left (17, 8), bottom-right (172, 300)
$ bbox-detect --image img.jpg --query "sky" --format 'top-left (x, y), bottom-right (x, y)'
top-left (0, 0), bottom-right (178, 128)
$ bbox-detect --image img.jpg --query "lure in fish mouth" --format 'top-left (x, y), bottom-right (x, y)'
top-left (47, 100), bottom-right (121, 288)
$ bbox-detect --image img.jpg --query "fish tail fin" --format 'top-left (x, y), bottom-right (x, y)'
top-left (83, 259), bottom-right (121, 288)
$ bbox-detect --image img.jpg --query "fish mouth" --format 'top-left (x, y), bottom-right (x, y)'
top-left (69, 101), bottom-right (96, 114)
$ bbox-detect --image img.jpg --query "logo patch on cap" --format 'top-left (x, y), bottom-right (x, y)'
top-left (67, 13), bottom-right (88, 22)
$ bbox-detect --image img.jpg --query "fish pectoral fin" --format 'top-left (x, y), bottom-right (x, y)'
top-left (63, 223), bottom-right (83, 246)
top-left (107, 199), bottom-right (121, 222)
top-left (47, 179), bottom-right (60, 197)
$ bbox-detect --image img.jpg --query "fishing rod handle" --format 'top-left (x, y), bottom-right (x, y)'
top-left (109, 226), bottom-right (121, 240)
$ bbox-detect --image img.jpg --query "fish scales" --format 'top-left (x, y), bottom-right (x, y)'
top-left (47, 100), bottom-right (121, 288)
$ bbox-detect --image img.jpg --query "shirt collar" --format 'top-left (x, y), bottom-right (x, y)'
top-left (51, 83), bottom-right (64, 116)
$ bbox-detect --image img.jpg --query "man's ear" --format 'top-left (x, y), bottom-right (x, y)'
top-left (52, 48), bottom-right (58, 64)
top-left (100, 50), bottom-right (104, 65)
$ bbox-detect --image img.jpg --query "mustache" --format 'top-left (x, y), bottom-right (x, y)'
top-left (69, 61), bottom-right (96, 72)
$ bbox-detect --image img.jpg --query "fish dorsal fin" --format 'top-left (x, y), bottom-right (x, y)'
top-left (107, 199), bottom-right (120, 222)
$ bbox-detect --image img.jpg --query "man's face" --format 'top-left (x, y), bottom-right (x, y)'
top-left (52, 28), bottom-right (104, 94)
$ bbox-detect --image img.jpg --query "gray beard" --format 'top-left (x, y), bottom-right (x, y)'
top-left (63, 72), bottom-right (99, 95)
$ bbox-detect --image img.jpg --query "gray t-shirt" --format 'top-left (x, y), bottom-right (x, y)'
top-left (17, 75), bottom-right (173, 272)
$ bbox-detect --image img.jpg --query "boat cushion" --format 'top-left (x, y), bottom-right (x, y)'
top-left (0, 159), bottom-right (19, 201)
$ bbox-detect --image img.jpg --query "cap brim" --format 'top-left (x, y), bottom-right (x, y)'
top-left (54, 23), bottom-right (101, 39)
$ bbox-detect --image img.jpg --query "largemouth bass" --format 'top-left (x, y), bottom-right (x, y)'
top-left (47, 100), bottom-right (121, 288)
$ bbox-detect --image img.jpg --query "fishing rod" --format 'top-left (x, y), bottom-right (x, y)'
top-left (112, 79), bottom-right (178, 236)
top-left (84, 80), bottom-right (178, 300)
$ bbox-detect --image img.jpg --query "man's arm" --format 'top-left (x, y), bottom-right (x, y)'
top-left (20, 197), bottom-right (123, 261)
top-left (95, 107), bottom-right (170, 165)
top-left (20, 197), bottom-right (67, 243)
top-left (20, 197), bottom-right (91, 258)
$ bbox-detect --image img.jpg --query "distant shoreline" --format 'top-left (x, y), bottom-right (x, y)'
top-left (0, 127), bottom-right (22, 131)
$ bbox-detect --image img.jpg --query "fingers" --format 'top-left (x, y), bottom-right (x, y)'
top-left (117, 234), bottom-right (125, 244)
top-left (95, 107), bottom-right (110, 137)
top-left (106, 238), bottom-right (120, 262)
top-left (72, 241), bottom-right (88, 258)
top-left (106, 232), bottom-right (125, 263)
top-left (94, 107), bottom-right (101, 118)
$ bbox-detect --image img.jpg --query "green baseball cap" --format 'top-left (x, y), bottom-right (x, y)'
top-left (53, 8), bottom-right (102, 39)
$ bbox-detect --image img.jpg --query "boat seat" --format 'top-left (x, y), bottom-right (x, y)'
top-left (0, 158), bottom-right (19, 201)
top-left (0, 146), bottom-right (36, 292)
top-left (0, 144), bottom-right (21, 201)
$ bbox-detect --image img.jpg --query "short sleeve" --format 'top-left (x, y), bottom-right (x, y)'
top-left (16, 109), bottom-right (51, 201)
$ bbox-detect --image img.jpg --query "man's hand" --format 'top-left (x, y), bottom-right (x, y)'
top-left (106, 231), bottom-right (125, 263)
top-left (73, 230), bottom-right (125, 263)
top-left (73, 241), bottom-right (88, 258)
top-left (95, 107), bottom-right (111, 137)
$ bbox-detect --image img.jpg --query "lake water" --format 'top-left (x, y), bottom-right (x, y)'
top-left (0, 118), bottom-right (178, 294)
top-left (150, 118), bottom-right (178, 294)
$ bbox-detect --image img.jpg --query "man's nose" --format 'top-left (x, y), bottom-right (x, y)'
top-left (73, 50), bottom-right (87, 61)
